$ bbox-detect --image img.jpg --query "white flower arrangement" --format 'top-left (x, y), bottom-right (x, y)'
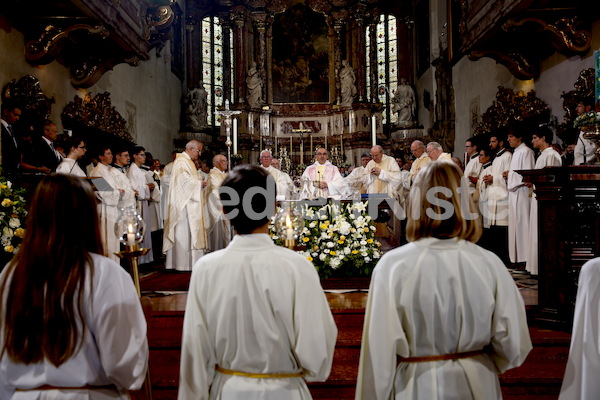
top-left (0, 177), bottom-right (27, 256)
top-left (270, 201), bottom-right (382, 278)
top-left (574, 110), bottom-right (600, 128)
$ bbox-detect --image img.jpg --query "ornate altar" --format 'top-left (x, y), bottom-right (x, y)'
top-left (520, 166), bottom-right (600, 330)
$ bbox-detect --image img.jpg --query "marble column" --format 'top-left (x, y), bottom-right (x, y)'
top-left (254, 17), bottom-right (267, 106)
top-left (232, 12), bottom-right (246, 104)
top-left (368, 22), bottom-right (378, 103)
top-left (333, 17), bottom-right (345, 106)
top-left (222, 19), bottom-right (233, 106)
top-left (354, 15), bottom-right (367, 103)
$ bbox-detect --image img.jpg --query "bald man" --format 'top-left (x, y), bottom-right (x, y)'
top-left (163, 140), bottom-right (207, 271)
top-left (364, 145), bottom-right (401, 197)
top-left (259, 150), bottom-right (293, 200)
top-left (409, 140), bottom-right (431, 181)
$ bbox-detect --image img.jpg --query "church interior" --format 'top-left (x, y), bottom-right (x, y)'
top-left (2, 0), bottom-right (600, 398)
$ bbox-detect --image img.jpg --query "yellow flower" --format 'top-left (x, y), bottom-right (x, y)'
top-left (352, 250), bottom-right (359, 254)
top-left (0, 184), bottom-right (6, 189)
top-left (330, 251), bottom-right (336, 256)
top-left (324, 220), bottom-right (330, 225)
top-left (314, 245), bottom-right (319, 251)
top-left (302, 237), bottom-right (310, 242)
top-left (320, 224), bottom-right (328, 229)
top-left (367, 239), bottom-right (374, 244)
top-left (307, 256), bottom-right (313, 262)
top-left (337, 240), bottom-right (344, 244)
top-left (340, 235), bottom-right (346, 241)
top-left (364, 227), bottom-right (370, 233)
top-left (328, 231), bottom-right (334, 237)
top-left (350, 228), bottom-right (356, 233)
top-left (14, 228), bottom-right (25, 238)
top-left (4, 245), bottom-right (14, 253)
top-left (1, 199), bottom-right (12, 207)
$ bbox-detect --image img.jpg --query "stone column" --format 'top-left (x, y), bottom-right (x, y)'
top-left (185, 17), bottom-right (199, 90)
top-left (354, 14), bottom-right (367, 103)
top-left (222, 18), bottom-right (233, 105)
top-left (254, 16), bottom-right (267, 106)
top-left (232, 12), bottom-right (246, 104)
top-left (368, 22), bottom-right (378, 103)
top-left (333, 17), bottom-right (345, 105)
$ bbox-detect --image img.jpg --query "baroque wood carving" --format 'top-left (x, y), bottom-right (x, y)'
top-left (475, 87), bottom-right (550, 136)
top-left (61, 92), bottom-right (133, 142)
top-left (2, 75), bottom-right (55, 123)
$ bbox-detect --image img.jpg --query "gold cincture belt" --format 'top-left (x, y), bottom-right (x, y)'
top-left (398, 349), bottom-right (486, 363)
top-left (216, 365), bottom-right (303, 378)
top-left (16, 384), bottom-right (117, 391)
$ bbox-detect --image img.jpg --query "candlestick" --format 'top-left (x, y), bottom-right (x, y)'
top-left (233, 118), bottom-right (238, 155)
top-left (371, 115), bottom-right (376, 147)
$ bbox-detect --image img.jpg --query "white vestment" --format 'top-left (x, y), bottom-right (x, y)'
top-left (409, 153), bottom-right (430, 181)
top-left (110, 168), bottom-right (136, 209)
top-left (179, 234), bottom-right (337, 400)
top-left (0, 253), bottom-right (148, 400)
top-left (487, 149), bottom-right (512, 226)
top-left (464, 154), bottom-right (483, 192)
top-left (301, 161), bottom-right (342, 198)
top-left (56, 158), bottom-right (86, 177)
top-left (329, 166), bottom-right (367, 199)
top-left (261, 165), bottom-right (294, 200)
top-left (127, 163), bottom-right (154, 264)
top-left (507, 143), bottom-right (535, 263)
top-left (364, 154), bottom-right (402, 198)
top-left (560, 257), bottom-right (600, 399)
top-left (574, 131), bottom-right (597, 165)
top-left (160, 161), bottom-right (174, 220)
top-left (355, 238), bottom-right (532, 400)
top-left (203, 167), bottom-right (232, 252)
top-left (163, 152), bottom-right (206, 271)
top-left (525, 147), bottom-right (561, 275)
top-left (89, 163), bottom-right (122, 262)
top-left (146, 169), bottom-right (163, 232)
top-left (477, 161), bottom-right (494, 228)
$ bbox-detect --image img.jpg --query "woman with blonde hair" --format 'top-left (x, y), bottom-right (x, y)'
top-left (0, 174), bottom-right (148, 399)
top-left (356, 161), bottom-right (531, 399)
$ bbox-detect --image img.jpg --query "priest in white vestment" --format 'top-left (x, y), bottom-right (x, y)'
top-left (259, 150), bottom-right (294, 200)
top-left (525, 128), bottom-right (561, 275)
top-left (364, 145), bottom-right (401, 198)
top-left (507, 130), bottom-right (535, 264)
top-left (179, 165), bottom-right (337, 400)
top-left (89, 147), bottom-right (124, 262)
top-left (301, 148), bottom-right (342, 198)
top-left (127, 147), bottom-right (154, 264)
top-left (408, 140), bottom-right (430, 181)
top-left (559, 256), bottom-right (600, 399)
top-left (163, 140), bottom-right (207, 271)
top-left (204, 154), bottom-right (232, 252)
top-left (574, 98), bottom-right (597, 165)
top-left (425, 141), bottom-right (452, 162)
top-left (329, 152), bottom-right (371, 198)
top-left (356, 161), bottom-right (531, 400)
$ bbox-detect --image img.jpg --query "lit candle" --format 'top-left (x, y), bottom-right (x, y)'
top-left (285, 215), bottom-right (293, 241)
top-left (127, 223), bottom-right (136, 246)
top-left (233, 118), bottom-right (238, 155)
top-left (372, 115), bottom-right (377, 146)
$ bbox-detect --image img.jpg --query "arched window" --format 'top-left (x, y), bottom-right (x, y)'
top-left (366, 14), bottom-right (398, 125)
top-left (201, 16), bottom-right (233, 127)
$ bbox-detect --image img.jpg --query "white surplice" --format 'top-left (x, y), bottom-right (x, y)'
top-left (525, 147), bottom-right (561, 275)
top-left (127, 163), bottom-right (154, 264)
top-left (203, 167), bottom-right (231, 252)
top-left (89, 163), bottom-right (122, 262)
top-left (0, 253), bottom-right (148, 400)
top-left (477, 161), bottom-right (494, 228)
top-left (464, 154), bottom-right (482, 187)
top-left (574, 131), bottom-right (597, 165)
top-left (507, 143), bottom-right (535, 263)
top-left (355, 238), bottom-right (532, 400)
top-left (163, 152), bottom-right (206, 271)
top-left (56, 158), bottom-right (86, 177)
top-left (301, 161), bottom-right (342, 198)
top-left (261, 165), bottom-right (294, 200)
top-left (559, 257), bottom-right (600, 399)
top-left (487, 149), bottom-right (512, 226)
top-left (179, 234), bottom-right (337, 400)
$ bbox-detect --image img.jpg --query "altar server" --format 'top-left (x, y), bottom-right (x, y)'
top-left (179, 165), bottom-right (337, 399)
top-left (0, 174), bottom-right (148, 400)
top-left (356, 161), bottom-right (531, 400)
top-left (163, 140), bottom-right (207, 271)
top-left (127, 146), bottom-right (154, 264)
top-left (559, 256), bottom-right (600, 399)
top-left (507, 126), bottom-right (535, 264)
top-left (525, 127), bottom-right (561, 275)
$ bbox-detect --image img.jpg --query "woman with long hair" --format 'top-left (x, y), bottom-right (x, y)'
top-left (56, 136), bottom-right (87, 177)
top-left (0, 174), bottom-right (148, 399)
top-left (355, 161), bottom-right (532, 399)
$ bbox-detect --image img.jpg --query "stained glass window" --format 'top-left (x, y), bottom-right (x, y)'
top-left (202, 17), bottom-right (233, 127)
top-left (366, 14), bottom-right (399, 124)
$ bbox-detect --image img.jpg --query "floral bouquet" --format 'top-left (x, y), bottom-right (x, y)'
top-left (270, 201), bottom-right (381, 278)
top-left (0, 177), bottom-right (27, 256)
top-left (574, 110), bottom-right (600, 128)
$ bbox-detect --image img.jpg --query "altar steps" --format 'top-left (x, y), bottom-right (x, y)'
top-left (133, 289), bottom-right (571, 400)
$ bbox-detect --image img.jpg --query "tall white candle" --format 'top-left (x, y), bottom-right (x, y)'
top-left (127, 223), bottom-right (135, 245)
top-left (371, 115), bottom-right (377, 147)
top-left (233, 118), bottom-right (238, 155)
top-left (286, 215), bottom-right (293, 241)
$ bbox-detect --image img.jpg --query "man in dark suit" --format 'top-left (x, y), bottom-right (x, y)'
top-left (25, 121), bottom-right (62, 172)
top-left (1, 103), bottom-right (22, 175)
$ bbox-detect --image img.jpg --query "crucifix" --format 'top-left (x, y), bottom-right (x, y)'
top-left (291, 122), bottom-right (312, 165)
top-left (215, 100), bottom-right (241, 171)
